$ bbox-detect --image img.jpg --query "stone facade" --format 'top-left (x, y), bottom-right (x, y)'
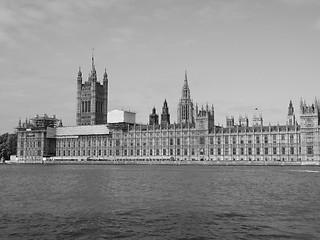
top-left (15, 66), bottom-right (320, 164)
top-left (16, 114), bottom-right (61, 163)
top-left (76, 53), bottom-right (108, 125)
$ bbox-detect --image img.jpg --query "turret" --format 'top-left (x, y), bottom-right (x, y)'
top-left (149, 107), bottom-right (159, 125)
top-left (161, 99), bottom-right (170, 125)
top-left (287, 100), bottom-right (296, 126)
top-left (77, 67), bottom-right (82, 84)
top-left (103, 68), bottom-right (108, 123)
top-left (103, 69), bottom-right (108, 85)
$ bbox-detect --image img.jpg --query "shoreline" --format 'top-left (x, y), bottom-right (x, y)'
top-left (5, 160), bottom-right (320, 166)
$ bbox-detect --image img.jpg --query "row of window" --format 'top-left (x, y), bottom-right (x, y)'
top-left (19, 141), bottom-right (42, 148)
top-left (57, 146), bottom-right (302, 157)
top-left (20, 150), bottom-right (42, 156)
top-left (57, 134), bottom-right (300, 148)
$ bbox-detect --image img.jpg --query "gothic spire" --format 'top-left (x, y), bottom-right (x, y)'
top-left (103, 68), bottom-right (108, 83)
top-left (92, 49), bottom-right (95, 71)
top-left (184, 70), bottom-right (188, 86)
top-left (288, 100), bottom-right (294, 116)
top-left (163, 99), bottom-right (168, 108)
top-left (182, 70), bottom-right (190, 99)
top-left (78, 67), bottom-right (82, 76)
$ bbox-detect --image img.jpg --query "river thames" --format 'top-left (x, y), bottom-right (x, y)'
top-left (1, 164), bottom-right (319, 239)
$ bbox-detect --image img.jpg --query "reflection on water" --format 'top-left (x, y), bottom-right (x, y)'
top-left (1, 165), bottom-right (320, 239)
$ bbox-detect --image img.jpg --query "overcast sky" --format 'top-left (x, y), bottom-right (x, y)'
top-left (1, 0), bottom-right (320, 134)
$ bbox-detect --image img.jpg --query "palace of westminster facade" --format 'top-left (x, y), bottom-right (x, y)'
top-left (16, 56), bottom-right (320, 163)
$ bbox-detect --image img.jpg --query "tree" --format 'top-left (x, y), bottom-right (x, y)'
top-left (0, 133), bottom-right (17, 160)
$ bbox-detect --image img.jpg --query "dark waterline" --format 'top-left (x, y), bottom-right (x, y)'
top-left (1, 165), bottom-right (320, 239)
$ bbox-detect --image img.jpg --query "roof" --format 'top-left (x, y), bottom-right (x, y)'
top-left (56, 124), bottom-right (110, 137)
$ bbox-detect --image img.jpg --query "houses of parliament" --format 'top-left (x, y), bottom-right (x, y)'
top-left (15, 55), bottom-right (320, 164)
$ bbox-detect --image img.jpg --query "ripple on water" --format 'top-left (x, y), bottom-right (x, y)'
top-left (1, 165), bottom-right (320, 239)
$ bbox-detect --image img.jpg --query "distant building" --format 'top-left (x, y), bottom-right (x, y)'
top-left (15, 60), bottom-right (320, 163)
top-left (177, 71), bottom-right (194, 124)
top-left (76, 52), bottom-right (108, 125)
top-left (16, 114), bottom-right (61, 163)
top-left (108, 110), bottom-right (136, 124)
top-left (161, 99), bottom-right (170, 125)
top-left (149, 107), bottom-right (159, 125)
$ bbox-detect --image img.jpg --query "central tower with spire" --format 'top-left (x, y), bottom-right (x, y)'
top-left (177, 71), bottom-right (194, 124)
top-left (76, 51), bottom-right (108, 125)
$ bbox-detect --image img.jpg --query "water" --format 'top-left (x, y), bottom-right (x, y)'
top-left (1, 165), bottom-right (320, 239)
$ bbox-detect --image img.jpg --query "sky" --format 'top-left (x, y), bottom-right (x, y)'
top-left (1, 0), bottom-right (320, 134)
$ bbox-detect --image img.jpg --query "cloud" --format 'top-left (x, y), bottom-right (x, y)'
top-left (279, 0), bottom-right (317, 5)
top-left (196, 1), bottom-right (252, 21)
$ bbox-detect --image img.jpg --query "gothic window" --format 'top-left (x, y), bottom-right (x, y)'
top-left (273, 135), bottom-right (277, 143)
top-left (307, 146), bottom-right (313, 155)
top-left (290, 134), bottom-right (294, 143)
top-left (177, 149), bottom-right (180, 155)
top-left (256, 148), bottom-right (260, 155)
top-left (224, 147), bottom-right (229, 155)
top-left (184, 149), bottom-right (188, 155)
top-left (273, 147), bottom-right (277, 155)
top-left (200, 148), bottom-right (205, 155)
top-left (233, 148), bottom-right (236, 155)
top-left (241, 148), bottom-right (244, 155)
top-left (290, 147), bottom-right (294, 155)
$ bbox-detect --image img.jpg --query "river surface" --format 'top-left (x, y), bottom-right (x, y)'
top-left (1, 164), bottom-right (320, 239)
